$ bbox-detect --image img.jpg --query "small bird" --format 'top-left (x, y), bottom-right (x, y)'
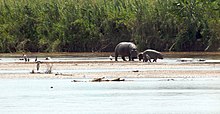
top-left (23, 54), bottom-right (28, 62)
top-left (36, 61), bottom-right (40, 71)
top-left (45, 57), bottom-right (51, 60)
top-left (109, 55), bottom-right (113, 61)
top-left (35, 56), bottom-right (38, 62)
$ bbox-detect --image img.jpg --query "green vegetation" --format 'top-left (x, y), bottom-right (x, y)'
top-left (0, 0), bottom-right (219, 52)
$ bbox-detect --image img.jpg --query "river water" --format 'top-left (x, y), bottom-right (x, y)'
top-left (0, 78), bottom-right (220, 114)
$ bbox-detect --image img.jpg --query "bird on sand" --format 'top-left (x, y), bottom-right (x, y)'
top-left (109, 55), bottom-right (113, 60)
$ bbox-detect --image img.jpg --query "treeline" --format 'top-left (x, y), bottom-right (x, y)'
top-left (0, 0), bottom-right (219, 52)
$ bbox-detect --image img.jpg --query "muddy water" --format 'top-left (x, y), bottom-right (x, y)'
top-left (0, 78), bottom-right (220, 114)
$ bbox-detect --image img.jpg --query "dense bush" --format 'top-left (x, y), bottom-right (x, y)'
top-left (0, 0), bottom-right (219, 52)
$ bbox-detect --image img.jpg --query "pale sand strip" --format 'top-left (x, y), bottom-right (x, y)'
top-left (0, 61), bottom-right (220, 79)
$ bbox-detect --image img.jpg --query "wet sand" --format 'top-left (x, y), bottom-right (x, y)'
top-left (1, 61), bottom-right (220, 79)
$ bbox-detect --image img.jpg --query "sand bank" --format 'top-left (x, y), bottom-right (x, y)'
top-left (0, 61), bottom-right (220, 79)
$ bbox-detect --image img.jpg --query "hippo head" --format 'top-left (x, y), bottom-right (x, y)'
top-left (130, 49), bottom-right (138, 59)
top-left (138, 53), bottom-right (143, 61)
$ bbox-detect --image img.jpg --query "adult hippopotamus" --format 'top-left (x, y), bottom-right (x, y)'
top-left (115, 42), bottom-right (138, 61)
top-left (138, 49), bottom-right (163, 62)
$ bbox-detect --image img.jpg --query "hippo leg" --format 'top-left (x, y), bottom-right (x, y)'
top-left (115, 54), bottom-right (118, 61)
top-left (129, 56), bottom-right (135, 61)
top-left (138, 54), bottom-right (143, 61)
top-left (144, 59), bottom-right (150, 62)
top-left (122, 56), bottom-right (127, 61)
top-left (129, 56), bottom-right (131, 61)
top-left (143, 54), bottom-right (151, 62)
top-left (131, 57), bottom-right (135, 61)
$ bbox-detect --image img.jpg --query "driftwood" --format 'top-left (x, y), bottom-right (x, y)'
top-left (91, 77), bottom-right (125, 82)
top-left (111, 78), bottom-right (125, 81)
top-left (71, 80), bottom-right (86, 82)
top-left (91, 77), bottom-right (105, 82)
top-left (71, 77), bottom-right (126, 82)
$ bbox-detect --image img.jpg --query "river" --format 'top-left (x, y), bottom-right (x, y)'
top-left (0, 78), bottom-right (220, 114)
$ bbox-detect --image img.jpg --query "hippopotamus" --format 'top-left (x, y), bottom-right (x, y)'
top-left (115, 42), bottom-right (138, 61)
top-left (138, 49), bottom-right (163, 62)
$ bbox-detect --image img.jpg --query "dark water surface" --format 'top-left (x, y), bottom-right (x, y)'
top-left (0, 78), bottom-right (220, 114)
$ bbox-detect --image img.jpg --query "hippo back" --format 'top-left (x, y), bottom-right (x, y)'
top-left (143, 49), bottom-right (163, 59)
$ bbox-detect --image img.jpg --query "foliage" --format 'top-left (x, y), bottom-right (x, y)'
top-left (0, 0), bottom-right (219, 52)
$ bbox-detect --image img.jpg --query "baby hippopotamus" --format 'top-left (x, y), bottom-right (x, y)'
top-left (138, 49), bottom-right (163, 62)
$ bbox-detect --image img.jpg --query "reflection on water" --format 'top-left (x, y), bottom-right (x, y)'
top-left (0, 78), bottom-right (220, 114)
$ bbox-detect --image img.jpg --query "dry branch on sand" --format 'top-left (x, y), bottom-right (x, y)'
top-left (71, 77), bottom-right (126, 82)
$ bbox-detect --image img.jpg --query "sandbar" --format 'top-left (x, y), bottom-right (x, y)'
top-left (0, 60), bottom-right (220, 79)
